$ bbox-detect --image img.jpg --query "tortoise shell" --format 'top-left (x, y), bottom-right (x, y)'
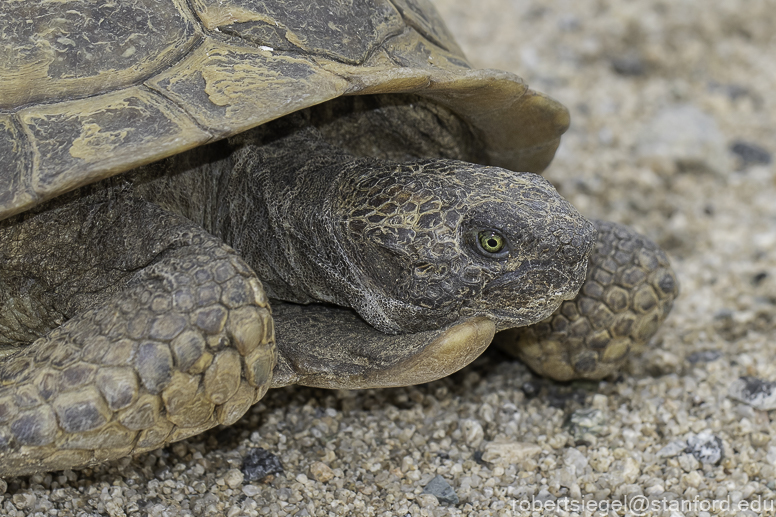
top-left (0, 0), bottom-right (568, 220)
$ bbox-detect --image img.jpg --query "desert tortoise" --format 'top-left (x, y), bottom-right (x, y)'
top-left (0, 0), bottom-right (677, 476)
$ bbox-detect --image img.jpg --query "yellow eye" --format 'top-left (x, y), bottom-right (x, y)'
top-left (478, 231), bottom-right (505, 253)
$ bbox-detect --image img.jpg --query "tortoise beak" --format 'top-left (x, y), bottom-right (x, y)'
top-left (347, 317), bottom-right (495, 389)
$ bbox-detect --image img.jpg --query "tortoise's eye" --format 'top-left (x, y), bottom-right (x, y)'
top-left (478, 231), bottom-right (506, 254)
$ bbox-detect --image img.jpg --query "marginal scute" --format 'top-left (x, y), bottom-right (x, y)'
top-left (17, 87), bottom-right (211, 215)
top-left (383, 28), bottom-right (471, 72)
top-left (388, 0), bottom-right (466, 57)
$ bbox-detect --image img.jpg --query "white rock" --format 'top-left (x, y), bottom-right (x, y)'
top-left (728, 376), bottom-right (776, 410)
top-left (562, 447), bottom-right (589, 473)
top-left (656, 440), bottom-right (687, 458)
top-left (622, 457), bottom-right (640, 484)
top-left (481, 441), bottom-right (542, 467)
top-left (460, 419), bottom-right (485, 448)
top-left (223, 469), bottom-right (244, 489)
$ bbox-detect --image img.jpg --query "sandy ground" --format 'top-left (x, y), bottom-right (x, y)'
top-left (3, 0), bottom-right (775, 516)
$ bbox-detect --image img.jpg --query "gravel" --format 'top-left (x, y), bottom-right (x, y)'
top-left (5, 0), bottom-right (776, 515)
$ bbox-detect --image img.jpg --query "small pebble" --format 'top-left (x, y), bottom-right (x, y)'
top-left (521, 380), bottom-right (541, 398)
top-left (687, 350), bottom-right (722, 363)
top-left (730, 140), bottom-right (772, 167)
top-left (223, 468), bottom-right (244, 489)
top-left (657, 441), bottom-right (687, 458)
top-left (482, 441), bottom-right (542, 466)
top-left (562, 447), bottom-right (589, 473)
top-left (309, 461), bottom-right (334, 483)
top-left (567, 408), bottom-right (606, 441)
top-left (242, 448), bottom-right (284, 482)
top-left (242, 484), bottom-right (261, 497)
top-left (636, 104), bottom-right (732, 174)
top-left (460, 419), bottom-right (484, 448)
top-left (421, 475), bottom-right (459, 505)
top-left (12, 493), bottom-right (36, 510)
top-left (611, 53), bottom-right (646, 76)
top-left (686, 431), bottom-right (724, 465)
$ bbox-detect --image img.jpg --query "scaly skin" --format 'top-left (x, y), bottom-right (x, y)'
top-left (0, 194), bottom-right (275, 476)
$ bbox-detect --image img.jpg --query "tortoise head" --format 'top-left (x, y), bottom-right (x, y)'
top-left (334, 160), bottom-right (596, 334)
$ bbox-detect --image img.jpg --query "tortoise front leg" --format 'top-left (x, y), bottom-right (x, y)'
top-left (0, 194), bottom-right (275, 477)
top-left (495, 220), bottom-right (679, 381)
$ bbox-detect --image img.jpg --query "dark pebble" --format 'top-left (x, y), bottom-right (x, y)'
top-left (687, 350), bottom-right (722, 363)
top-left (730, 141), bottom-right (771, 167)
top-left (611, 54), bottom-right (646, 76)
top-left (242, 448), bottom-right (284, 482)
top-left (548, 387), bottom-right (587, 409)
top-left (521, 381), bottom-right (541, 399)
top-left (422, 474), bottom-right (459, 505)
top-left (752, 271), bottom-right (768, 286)
top-left (707, 81), bottom-right (751, 101)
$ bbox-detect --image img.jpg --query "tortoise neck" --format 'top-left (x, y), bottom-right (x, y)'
top-left (129, 139), bottom-right (234, 235)
top-left (217, 126), bottom-right (359, 307)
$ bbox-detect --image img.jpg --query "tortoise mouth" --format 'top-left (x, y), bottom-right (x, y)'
top-left (461, 258), bottom-right (588, 330)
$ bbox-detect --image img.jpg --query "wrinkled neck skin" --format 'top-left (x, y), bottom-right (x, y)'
top-left (221, 131), bottom-right (375, 312)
